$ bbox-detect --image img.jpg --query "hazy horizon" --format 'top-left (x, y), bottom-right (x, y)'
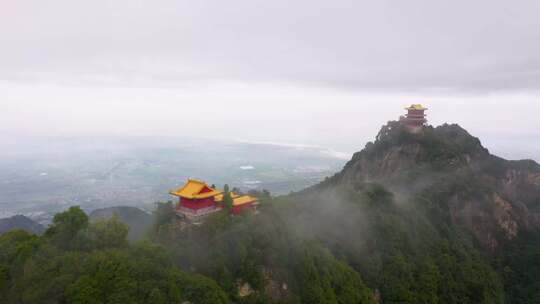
top-left (2, 0), bottom-right (540, 161)
top-left (3, 89), bottom-right (539, 162)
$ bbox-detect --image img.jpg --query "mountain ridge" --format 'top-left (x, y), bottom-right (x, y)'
top-left (0, 215), bottom-right (45, 235)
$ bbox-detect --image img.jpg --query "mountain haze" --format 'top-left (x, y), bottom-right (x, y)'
top-left (1, 121), bottom-right (540, 303)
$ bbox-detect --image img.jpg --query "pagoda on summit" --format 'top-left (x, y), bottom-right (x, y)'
top-left (400, 104), bottom-right (428, 132)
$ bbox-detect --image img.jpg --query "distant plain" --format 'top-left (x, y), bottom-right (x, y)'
top-left (0, 136), bottom-right (346, 224)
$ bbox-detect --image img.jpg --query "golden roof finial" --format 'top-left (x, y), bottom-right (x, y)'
top-left (405, 104), bottom-right (427, 110)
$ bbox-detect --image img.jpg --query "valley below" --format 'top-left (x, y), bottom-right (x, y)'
top-left (0, 136), bottom-right (346, 225)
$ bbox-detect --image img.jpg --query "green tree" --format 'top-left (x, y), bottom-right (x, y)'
top-left (17, 248), bottom-right (83, 303)
top-left (44, 206), bottom-right (89, 250)
top-left (152, 201), bottom-right (177, 241)
top-left (65, 275), bottom-right (103, 304)
top-left (223, 192), bottom-right (234, 212)
top-left (147, 288), bottom-right (166, 304)
top-left (153, 201), bottom-right (176, 230)
top-left (169, 270), bottom-right (229, 304)
top-left (88, 215), bottom-right (129, 250)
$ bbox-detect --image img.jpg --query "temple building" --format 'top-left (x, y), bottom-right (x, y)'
top-left (169, 179), bottom-right (259, 220)
top-left (400, 104), bottom-right (428, 132)
top-left (215, 192), bottom-right (260, 215)
top-left (169, 179), bottom-right (223, 220)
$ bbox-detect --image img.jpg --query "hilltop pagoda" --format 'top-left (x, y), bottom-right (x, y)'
top-left (169, 179), bottom-right (259, 220)
top-left (400, 104), bottom-right (428, 132)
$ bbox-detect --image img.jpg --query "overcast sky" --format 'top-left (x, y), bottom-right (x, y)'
top-left (1, 0), bottom-right (540, 159)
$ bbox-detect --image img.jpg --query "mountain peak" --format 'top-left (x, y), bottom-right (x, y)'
top-left (322, 120), bottom-right (540, 251)
top-left (346, 121), bottom-right (489, 178)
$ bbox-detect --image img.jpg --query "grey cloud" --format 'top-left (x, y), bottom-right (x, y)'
top-left (1, 0), bottom-right (540, 91)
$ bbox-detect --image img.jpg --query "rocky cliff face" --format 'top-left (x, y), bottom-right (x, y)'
top-left (329, 121), bottom-right (540, 251)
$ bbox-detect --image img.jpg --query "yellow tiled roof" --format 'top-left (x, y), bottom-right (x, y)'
top-left (233, 195), bottom-right (259, 206)
top-left (169, 179), bottom-right (222, 199)
top-left (214, 192), bottom-right (240, 202)
top-left (405, 104), bottom-right (427, 110)
top-left (169, 179), bottom-right (259, 206)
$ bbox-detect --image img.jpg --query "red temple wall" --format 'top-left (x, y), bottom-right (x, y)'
top-left (179, 197), bottom-right (216, 210)
top-left (232, 202), bottom-right (255, 215)
top-left (407, 110), bottom-right (425, 116)
top-left (404, 109), bottom-right (426, 126)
